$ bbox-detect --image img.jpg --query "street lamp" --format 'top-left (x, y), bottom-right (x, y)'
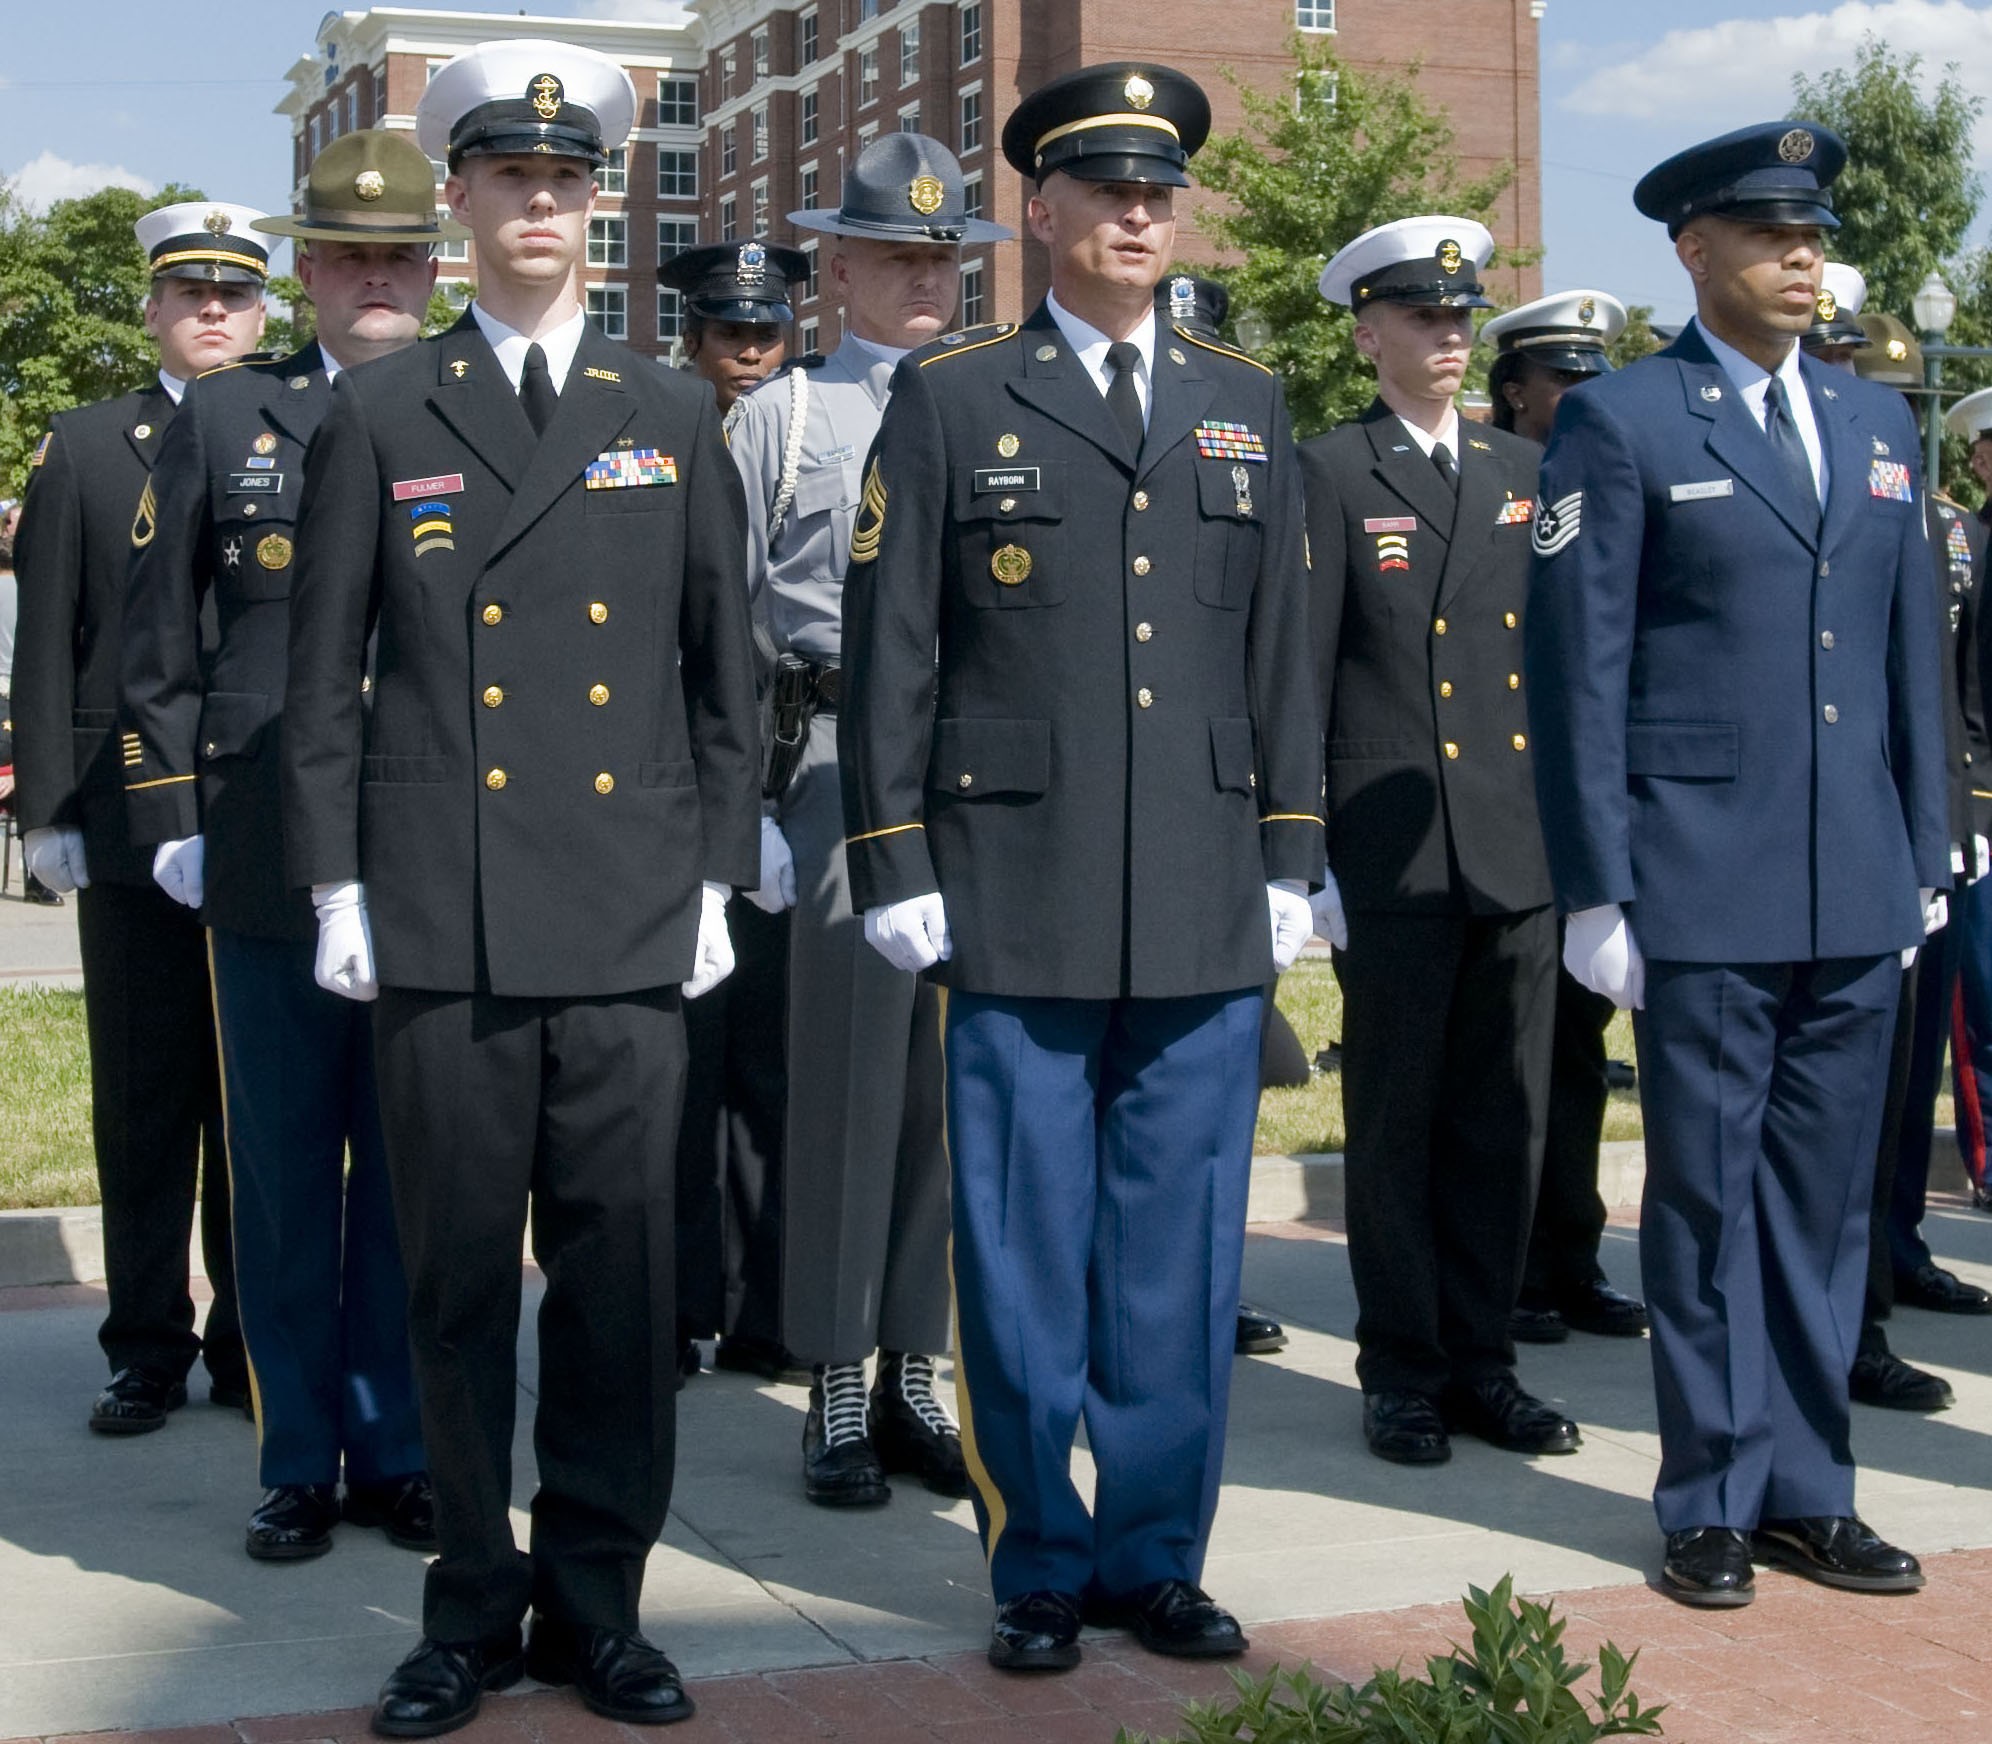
top-left (1913, 269), bottom-right (1957, 337)
top-left (1233, 307), bottom-right (1273, 355)
top-left (1914, 269), bottom-right (1957, 485)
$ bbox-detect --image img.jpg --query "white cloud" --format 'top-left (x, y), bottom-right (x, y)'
top-left (1562, 0), bottom-right (1992, 125)
top-left (6, 150), bottom-right (154, 211)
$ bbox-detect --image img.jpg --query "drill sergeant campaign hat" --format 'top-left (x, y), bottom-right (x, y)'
top-left (1319, 216), bottom-right (1496, 311)
top-left (1002, 62), bottom-right (1211, 188)
top-left (659, 240), bottom-right (809, 323)
top-left (416, 38), bottom-right (636, 171)
top-left (1633, 120), bottom-right (1845, 238)
top-left (788, 131), bottom-right (1010, 242)
top-left (135, 202), bottom-right (271, 286)
top-left (254, 130), bottom-right (468, 246)
top-left (1801, 262), bottom-right (1871, 353)
top-left (1853, 312), bottom-right (1924, 389)
top-left (1480, 288), bottom-right (1626, 376)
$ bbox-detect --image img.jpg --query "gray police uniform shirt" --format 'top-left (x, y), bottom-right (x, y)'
top-left (729, 332), bottom-right (904, 661)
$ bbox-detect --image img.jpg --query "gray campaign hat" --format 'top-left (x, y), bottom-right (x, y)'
top-left (789, 132), bottom-right (1010, 243)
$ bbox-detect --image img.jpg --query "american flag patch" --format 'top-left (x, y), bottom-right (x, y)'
top-left (1495, 497), bottom-right (1535, 526)
top-left (586, 447), bottom-right (678, 490)
top-left (1195, 421), bottom-right (1267, 463)
top-left (1869, 458), bottom-right (1913, 502)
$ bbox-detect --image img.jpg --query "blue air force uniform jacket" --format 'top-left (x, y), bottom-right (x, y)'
top-left (1524, 327), bottom-right (1950, 963)
top-left (838, 306), bottom-right (1325, 1000)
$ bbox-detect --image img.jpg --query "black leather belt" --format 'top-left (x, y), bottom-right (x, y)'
top-left (808, 661), bottom-right (842, 711)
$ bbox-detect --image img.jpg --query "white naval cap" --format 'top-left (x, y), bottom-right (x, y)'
top-left (1319, 216), bottom-right (1495, 310)
top-left (416, 39), bottom-right (636, 169)
top-left (1818, 262), bottom-right (1867, 319)
top-left (1946, 386), bottom-right (1992, 442)
top-left (134, 202), bottom-right (271, 285)
top-left (1803, 261), bottom-right (1870, 352)
top-left (1480, 289), bottom-right (1627, 353)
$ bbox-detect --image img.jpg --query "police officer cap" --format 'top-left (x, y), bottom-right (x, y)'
top-left (660, 240), bottom-right (808, 323)
top-left (1854, 311), bottom-right (1922, 388)
top-left (1319, 216), bottom-right (1495, 311)
top-left (788, 131), bottom-right (1011, 242)
top-left (1946, 386), bottom-right (1992, 442)
top-left (135, 202), bottom-right (271, 286)
top-left (1480, 288), bottom-right (1625, 376)
top-left (1155, 274), bottom-right (1227, 340)
top-left (1801, 262), bottom-right (1870, 353)
top-left (255, 131), bottom-right (468, 246)
top-left (1002, 63), bottom-right (1210, 188)
top-left (1633, 121), bottom-right (1845, 237)
top-left (416, 39), bottom-right (635, 170)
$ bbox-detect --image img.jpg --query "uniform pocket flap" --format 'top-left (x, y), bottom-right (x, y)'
top-left (640, 758), bottom-right (697, 789)
top-left (361, 754), bottom-right (448, 784)
top-left (791, 461), bottom-right (856, 519)
top-left (196, 689), bottom-right (274, 760)
top-left (1625, 720), bottom-right (1739, 780)
top-left (955, 463), bottom-right (1064, 522)
top-left (1210, 716), bottom-right (1256, 794)
top-left (1196, 462), bottom-right (1260, 521)
top-left (929, 716), bottom-right (1050, 796)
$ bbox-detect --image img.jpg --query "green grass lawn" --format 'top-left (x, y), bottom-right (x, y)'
top-left (0, 987), bottom-right (98, 1209)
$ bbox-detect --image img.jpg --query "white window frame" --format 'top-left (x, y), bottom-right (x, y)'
top-left (960, 1), bottom-right (983, 65)
top-left (962, 170), bottom-right (983, 224)
top-left (899, 103), bottom-right (921, 134)
top-left (959, 84), bottom-right (982, 156)
top-left (752, 28), bottom-right (770, 79)
top-left (657, 286), bottom-right (684, 341)
top-left (657, 148), bottom-right (697, 199)
top-left (751, 178), bottom-right (770, 235)
top-left (1296, 0), bottom-right (1335, 29)
top-left (859, 46), bottom-right (878, 108)
top-left (960, 257), bottom-right (986, 326)
top-left (800, 7), bottom-right (819, 65)
top-left (657, 75), bottom-right (699, 126)
top-left (586, 284), bottom-right (628, 341)
top-left (438, 233), bottom-right (471, 264)
top-left (800, 239), bottom-right (819, 302)
top-left (657, 216), bottom-right (698, 265)
top-left (900, 19), bottom-right (920, 86)
top-left (752, 101), bottom-right (769, 162)
top-left (587, 215), bottom-right (628, 268)
top-left (722, 123), bottom-right (738, 177)
top-left (599, 146), bottom-right (627, 196)
top-left (799, 162), bottom-right (820, 210)
top-left (800, 316), bottom-right (819, 354)
top-left (720, 194), bottom-right (738, 240)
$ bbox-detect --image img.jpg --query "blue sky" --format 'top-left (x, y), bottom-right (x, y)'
top-left (3, 1), bottom-right (1989, 325)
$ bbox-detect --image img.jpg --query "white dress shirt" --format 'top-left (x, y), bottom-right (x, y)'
top-left (1393, 407), bottom-right (1463, 465)
top-left (470, 301), bottom-right (588, 394)
top-left (158, 370), bottom-right (186, 405)
top-left (1693, 316), bottom-right (1828, 504)
top-left (1045, 292), bottom-right (1154, 428)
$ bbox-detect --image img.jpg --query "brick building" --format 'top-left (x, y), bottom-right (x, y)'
top-left (279, 2), bottom-right (1543, 364)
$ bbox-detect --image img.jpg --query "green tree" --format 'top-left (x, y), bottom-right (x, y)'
top-left (1607, 305), bottom-right (1661, 369)
top-left (1194, 35), bottom-right (1525, 438)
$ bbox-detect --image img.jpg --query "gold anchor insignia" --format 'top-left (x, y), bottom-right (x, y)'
top-left (991, 544), bottom-right (1032, 586)
top-left (354, 169), bottom-right (386, 202)
top-left (530, 74), bottom-right (564, 120)
top-left (203, 208), bottom-right (233, 235)
top-left (909, 175), bottom-right (945, 216)
top-left (1438, 239), bottom-right (1463, 274)
top-left (451, 359), bottom-right (469, 378)
top-left (1124, 74), bottom-right (1155, 111)
top-left (997, 433), bottom-right (1020, 458)
top-left (1778, 127), bottom-right (1815, 163)
top-left (1817, 288), bottom-right (1837, 320)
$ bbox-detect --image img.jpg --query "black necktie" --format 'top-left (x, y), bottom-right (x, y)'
top-left (1105, 341), bottom-right (1144, 455)
top-left (1763, 377), bottom-right (1817, 519)
top-left (520, 342), bottom-right (557, 437)
top-left (1431, 441), bottom-right (1458, 494)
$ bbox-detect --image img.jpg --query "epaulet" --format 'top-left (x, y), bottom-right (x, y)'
top-left (1933, 489), bottom-right (1963, 511)
top-left (1174, 325), bottom-right (1274, 377)
top-left (918, 322), bottom-right (1017, 367)
top-left (787, 351), bottom-right (828, 371)
top-left (196, 357), bottom-right (258, 380)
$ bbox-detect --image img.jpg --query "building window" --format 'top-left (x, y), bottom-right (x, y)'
top-left (959, 88), bottom-right (982, 155)
top-left (344, 86), bottom-right (358, 135)
top-left (425, 57), bottom-right (445, 85)
top-left (1296, 0), bottom-right (1335, 27)
top-left (800, 8), bottom-right (819, 64)
top-left (720, 49), bottom-right (736, 98)
top-left (658, 287), bottom-right (684, 341)
top-left (372, 67), bottom-right (387, 121)
top-left (859, 47), bottom-right (878, 108)
top-left (860, 0), bottom-right (878, 17)
top-left (658, 216), bottom-right (698, 264)
top-left (658, 148), bottom-right (697, 198)
top-left (900, 20), bottom-right (920, 85)
top-left (658, 75), bottom-right (699, 126)
top-left (960, 258), bottom-right (985, 326)
top-left (439, 233), bottom-right (471, 264)
top-left (722, 124), bottom-right (738, 177)
top-left (801, 88), bottom-right (819, 145)
top-left (753, 28), bottom-right (770, 78)
top-left (961, 2), bottom-right (982, 64)
top-left (752, 102), bottom-right (769, 161)
top-left (857, 123), bottom-right (877, 149)
top-left (720, 194), bottom-right (737, 240)
top-left (900, 104), bottom-right (921, 133)
top-left (599, 147), bottom-right (627, 195)
top-left (751, 179), bottom-right (769, 234)
top-left (800, 163), bottom-right (819, 210)
top-left (586, 285), bottom-right (627, 341)
top-left (587, 216), bottom-right (628, 267)
top-left (1294, 71), bottom-right (1339, 114)
top-left (800, 240), bottom-right (819, 301)
top-left (428, 158), bottom-right (448, 189)
top-left (800, 317), bottom-right (819, 354)
top-left (308, 114), bottom-right (322, 156)
top-left (962, 172), bottom-right (983, 223)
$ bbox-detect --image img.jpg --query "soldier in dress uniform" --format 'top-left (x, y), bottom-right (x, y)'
top-left (840, 64), bottom-right (1322, 1672)
top-left (1301, 221), bottom-right (1579, 1468)
top-left (1527, 122), bottom-right (1945, 1607)
top-left (732, 133), bottom-right (1008, 1508)
top-left (279, 41), bottom-right (759, 1734)
top-left (1481, 289), bottom-right (1651, 1352)
top-left (12, 200), bottom-right (268, 1435)
top-left (118, 131), bottom-right (447, 1566)
top-left (664, 238), bottom-right (802, 422)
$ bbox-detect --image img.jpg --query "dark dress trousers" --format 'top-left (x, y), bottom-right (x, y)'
top-left (11, 382), bottom-right (242, 1394)
top-left (281, 313), bottom-right (760, 1642)
top-left (1298, 403), bottom-right (1557, 1397)
top-left (1526, 326), bottom-right (1950, 1530)
top-left (119, 345), bottom-right (422, 1488)
top-left (839, 306), bottom-right (1323, 1600)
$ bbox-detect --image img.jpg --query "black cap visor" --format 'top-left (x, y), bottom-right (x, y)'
top-left (685, 294), bottom-right (795, 324)
top-left (449, 106), bottom-right (607, 169)
top-left (1674, 195), bottom-right (1839, 237)
top-left (1041, 147), bottom-right (1189, 188)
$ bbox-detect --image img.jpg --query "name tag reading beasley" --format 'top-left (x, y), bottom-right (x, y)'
top-left (1669, 479), bottom-right (1734, 503)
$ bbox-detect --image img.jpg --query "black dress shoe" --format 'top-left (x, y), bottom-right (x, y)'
top-left (1850, 1347), bottom-right (1953, 1412)
top-left (1362, 1390), bottom-right (1450, 1464)
top-left (209, 1381), bottom-right (255, 1419)
top-left (1752, 1517), bottom-right (1925, 1593)
top-left (675, 1340), bottom-right (701, 1388)
top-left (246, 1484), bottom-right (341, 1561)
top-left (20, 873), bottom-right (64, 906)
top-left (1109, 1579), bottom-right (1248, 1659)
top-left (871, 1351), bottom-right (969, 1497)
top-left (89, 1367), bottom-right (187, 1435)
top-left (525, 1617), bottom-right (694, 1724)
top-left (1507, 1303), bottom-right (1571, 1345)
top-left (1557, 1279), bottom-right (1649, 1338)
top-left (1895, 1262), bottom-right (1992, 1315)
top-left (345, 1473), bottom-right (439, 1551)
top-left (1660, 1527), bottom-right (1754, 1608)
top-left (803, 1364), bottom-right (890, 1507)
top-left (1441, 1373), bottom-right (1581, 1455)
top-left (1235, 1303), bottom-right (1287, 1354)
top-left (372, 1633), bottom-right (524, 1738)
top-left (713, 1334), bottom-right (812, 1385)
top-left (988, 1590), bottom-right (1082, 1671)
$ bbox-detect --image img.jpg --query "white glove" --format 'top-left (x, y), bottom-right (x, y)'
top-left (744, 815), bottom-right (797, 914)
top-left (1977, 835), bottom-right (1991, 882)
top-left (682, 881), bottom-right (736, 999)
top-left (1309, 867), bottom-right (1349, 950)
top-left (311, 880), bottom-right (378, 1002)
top-left (1269, 879), bottom-right (1312, 971)
top-left (23, 825), bottom-right (90, 893)
top-left (863, 892), bottom-right (952, 973)
top-left (1922, 887), bottom-right (1947, 936)
top-left (151, 836), bottom-right (205, 909)
top-left (1564, 903), bottom-right (1644, 1011)
top-left (1952, 843), bottom-right (1967, 880)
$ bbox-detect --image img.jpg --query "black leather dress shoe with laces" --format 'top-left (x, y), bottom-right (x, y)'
top-left (371, 1634), bottom-right (524, 1737)
top-left (89, 1367), bottom-right (187, 1435)
top-left (988, 1590), bottom-right (1082, 1671)
top-left (526, 1617), bottom-right (694, 1724)
top-left (1362, 1390), bottom-right (1450, 1464)
top-left (871, 1351), bottom-right (969, 1497)
top-left (1235, 1304), bottom-right (1288, 1354)
top-left (1441, 1373), bottom-right (1581, 1455)
top-left (1895, 1262), bottom-right (1992, 1315)
top-left (1660, 1527), bottom-right (1754, 1607)
top-left (1752, 1516), bottom-right (1925, 1592)
top-left (345, 1473), bottom-right (439, 1550)
top-left (246, 1483), bottom-right (341, 1561)
top-left (1507, 1303), bottom-right (1571, 1344)
top-left (713, 1334), bottom-right (812, 1385)
top-left (1850, 1347), bottom-right (1953, 1412)
top-left (1557, 1279), bottom-right (1649, 1337)
top-left (1110, 1579), bottom-right (1249, 1659)
top-left (803, 1363), bottom-right (890, 1506)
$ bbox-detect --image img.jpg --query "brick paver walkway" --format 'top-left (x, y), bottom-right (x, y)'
top-left (15, 1546), bottom-right (1990, 1744)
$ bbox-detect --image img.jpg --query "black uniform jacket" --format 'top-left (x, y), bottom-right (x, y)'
top-left (1929, 494), bottom-right (1992, 849)
top-left (838, 304), bottom-right (1325, 1001)
top-left (12, 383), bottom-right (179, 886)
top-left (122, 345), bottom-right (330, 940)
top-left (281, 313), bottom-right (761, 998)
top-left (1299, 401), bottom-right (1553, 916)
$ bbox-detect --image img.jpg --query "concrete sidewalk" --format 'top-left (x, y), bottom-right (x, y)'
top-left (0, 874), bottom-right (83, 989)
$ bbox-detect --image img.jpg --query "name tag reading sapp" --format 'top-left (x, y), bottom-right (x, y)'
top-left (393, 473), bottom-right (464, 502)
top-left (973, 467), bottom-right (1041, 493)
top-left (1669, 479), bottom-right (1735, 503)
top-left (1363, 516), bottom-right (1417, 534)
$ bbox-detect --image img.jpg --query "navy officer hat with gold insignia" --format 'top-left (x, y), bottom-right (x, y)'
top-left (416, 39), bottom-right (636, 171)
top-left (255, 130), bottom-right (468, 246)
top-left (1481, 289), bottom-right (1626, 376)
top-left (1155, 274), bottom-right (1227, 341)
top-left (1633, 120), bottom-right (1845, 238)
top-left (1001, 63), bottom-right (1211, 188)
top-left (1801, 262), bottom-right (1870, 354)
top-left (1946, 386), bottom-right (1992, 443)
top-left (135, 202), bottom-right (271, 286)
top-left (660, 240), bottom-right (809, 324)
top-left (789, 131), bottom-right (1010, 243)
top-left (1319, 216), bottom-right (1495, 311)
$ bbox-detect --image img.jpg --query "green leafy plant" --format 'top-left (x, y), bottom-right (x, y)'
top-left (1118, 1577), bottom-right (1665, 1743)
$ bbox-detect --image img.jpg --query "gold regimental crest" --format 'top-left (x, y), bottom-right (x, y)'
top-left (850, 459), bottom-right (888, 563)
top-left (1817, 288), bottom-right (1837, 320)
top-left (257, 534), bottom-right (293, 571)
top-left (909, 175), bottom-right (945, 217)
top-left (1124, 74), bottom-right (1154, 111)
top-left (204, 208), bottom-right (233, 236)
top-left (131, 479), bottom-right (158, 549)
top-left (253, 432), bottom-right (277, 455)
top-left (1578, 296), bottom-right (1596, 324)
top-left (1778, 128), bottom-right (1815, 164)
top-left (354, 170), bottom-right (387, 202)
top-left (997, 433), bottom-right (1020, 458)
top-left (1036, 344), bottom-right (1058, 362)
top-left (531, 74), bottom-right (564, 120)
top-left (1438, 239), bottom-right (1463, 274)
top-left (991, 544), bottom-right (1032, 586)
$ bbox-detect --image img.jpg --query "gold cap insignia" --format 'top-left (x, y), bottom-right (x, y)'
top-left (1578, 296), bottom-right (1596, 324)
top-left (354, 169), bottom-right (387, 203)
top-left (997, 433), bottom-right (1020, 458)
top-left (1438, 240), bottom-right (1463, 274)
top-left (909, 175), bottom-right (945, 217)
top-left (256, 534), bottom-right (293, 571)
top-left (253, 432), bottom-right (277, 455)
top-left (451, 359), bottom-right (469, 378)
top-left (531, 74), bottom-right (564, 121)
top-left (1817, 288), bottom-right (1837, 320)
top-left (1124, 74), bottom-right (1155, 111)
top-left (1888, 337), bottom-right (1909, 361)
top-left (1778, 128), bottom-right (1815, 164)
top-left (991, 544), bottom-right (1033, 586)
top-left (203, 208), bottom-right (233, 236)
